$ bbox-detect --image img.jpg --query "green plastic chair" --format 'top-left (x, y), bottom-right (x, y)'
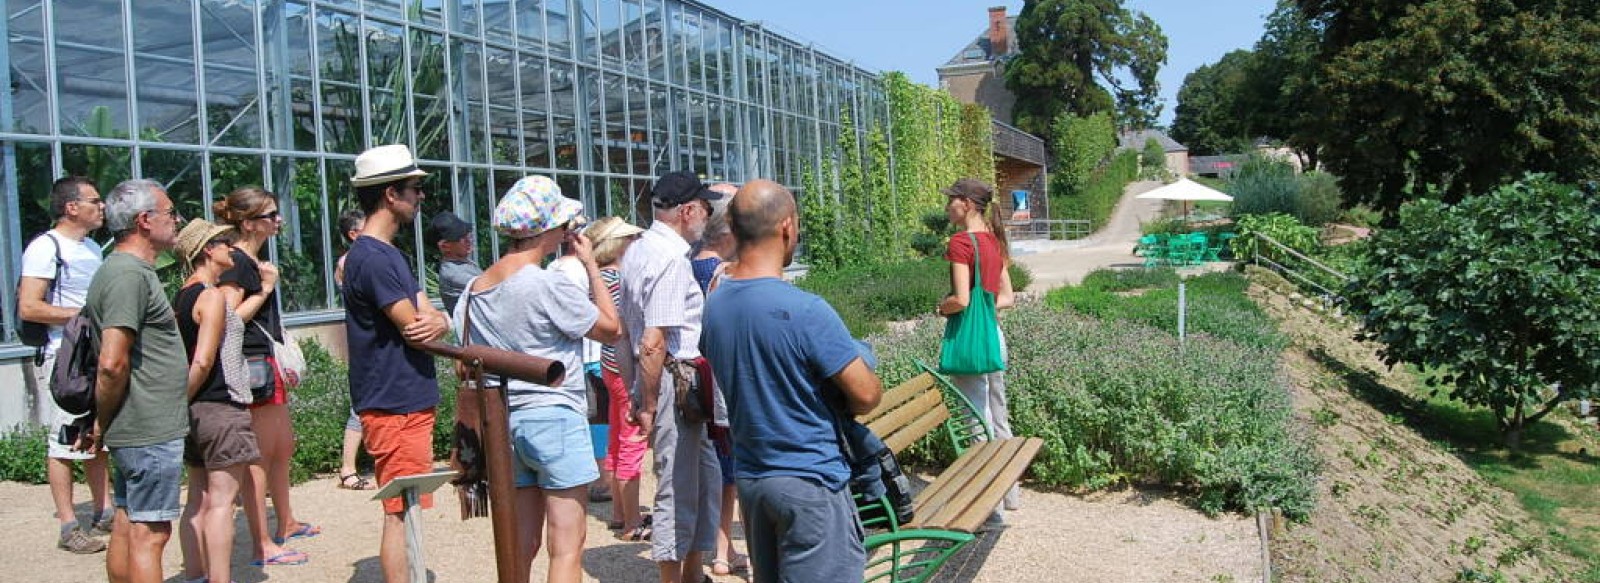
top-left (864, 529), bottom-right (977, 583)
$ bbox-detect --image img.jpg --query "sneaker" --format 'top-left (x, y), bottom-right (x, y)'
top-left (88, 517), bottom-right (112, 537)
top-left (58, 528), bottom-right (107, 554)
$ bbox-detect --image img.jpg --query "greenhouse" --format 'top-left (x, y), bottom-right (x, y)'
top-left (0, 0), bottom-right (889, 426)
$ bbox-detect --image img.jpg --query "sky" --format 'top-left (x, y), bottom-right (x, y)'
top-left (713, 0), bottom-right (1280, 126)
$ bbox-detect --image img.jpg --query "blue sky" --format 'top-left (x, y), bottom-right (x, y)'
top-left (714, 0), bottom-right (1279, 126)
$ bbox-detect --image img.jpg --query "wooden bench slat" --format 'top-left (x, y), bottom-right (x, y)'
top-left (866, 389), bottom-right (945, 446)
top-left (859, 374), bottom-right (937, 425)
top-left (906, 440), bottom-right (1002, 524)
top-left (943, 438), bottom-right (1042, 533)
top-left (880, 404), bottom-right (950, 454)
top-left (908, 438), bottom-right (1043, 533)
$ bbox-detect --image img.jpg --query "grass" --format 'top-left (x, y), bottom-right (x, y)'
top-left (1419, 395), bottom-right (1600, 580)
top-left (1302, 323), bottom-right (1600, 580)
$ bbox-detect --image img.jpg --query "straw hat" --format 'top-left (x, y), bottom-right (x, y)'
top-left (584, 216), bottom-right (644, 242)
top-left (351, 145), bottom-right (429, 187)
top-left (175, 219), bottom-right (235, 267)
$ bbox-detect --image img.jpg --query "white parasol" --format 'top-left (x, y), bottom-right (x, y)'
top-left (1135, 178), bottom-right (1234, 223)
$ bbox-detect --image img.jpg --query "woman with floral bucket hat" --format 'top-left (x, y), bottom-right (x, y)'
top-left (451, 175), bottom-right (623, 582)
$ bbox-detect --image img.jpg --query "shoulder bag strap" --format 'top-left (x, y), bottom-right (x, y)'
top-left (967, 232), bottom-right (982, 292)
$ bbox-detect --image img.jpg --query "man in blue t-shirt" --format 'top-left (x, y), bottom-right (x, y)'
top-left (342, 144), bottom-right (451, 583)
top-left (700, 179), bottom-right (883, 583)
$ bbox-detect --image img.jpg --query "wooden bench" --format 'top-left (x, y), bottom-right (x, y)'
top-left (857, 360), bottom-right (1043, 583)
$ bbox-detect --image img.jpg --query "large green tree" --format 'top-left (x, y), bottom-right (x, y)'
top-left (1168, 49), bottom-right (1256, 156)
top-left (1005, 0), bottom-right (1168, 138)
top-left (1292, 0), bottom-right (1600, 214)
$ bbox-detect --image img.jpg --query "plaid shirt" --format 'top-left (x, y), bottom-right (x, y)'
top-left (619, 220), bottom-right (703, 361)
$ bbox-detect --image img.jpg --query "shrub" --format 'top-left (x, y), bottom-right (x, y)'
top-left (1052, 150), bottom-right (1139, 231)
top-left (288, 338), bottom-right (459, 484)
top-left (1047, 270), bottom-right (1284, 350)
top-left (1296, 171), bottom-right (1344, 226)
top-left (1227, 155), bottom-right (1300, 218)
top-left (0, 425), bottom-right (49, 484)
top-left (799, 256), bottom-right (1036, 338)
top-left (1343, 174), bottom-right (1600, 447)
top-left (1052, 111), bottom-right (1117, 195)
top-left (866, 300), bottom-right (1317, 519)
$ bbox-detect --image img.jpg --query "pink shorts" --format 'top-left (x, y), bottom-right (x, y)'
top-left (602, 369), bottom-right (646, 481)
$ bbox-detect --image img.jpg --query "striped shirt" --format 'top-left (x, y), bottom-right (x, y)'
top-left (600, 267), bottom-right (623, 373)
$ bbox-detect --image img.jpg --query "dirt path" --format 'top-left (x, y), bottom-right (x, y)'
top-left (0, 468), bottom-right (1261, 583)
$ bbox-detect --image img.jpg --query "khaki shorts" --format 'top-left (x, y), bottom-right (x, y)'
top-left (184, 401), bottom-right (261, 470)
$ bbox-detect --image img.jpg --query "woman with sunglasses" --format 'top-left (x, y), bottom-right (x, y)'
top-left (213, 187), bottom-right (318, 566)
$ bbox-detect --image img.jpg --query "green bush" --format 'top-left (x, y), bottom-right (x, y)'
top-left (799, 257), bottom-right (1035, 338)
top-left (1296, 171), bottom-right (1344, 226)
top-left (0, 425), bottom-right (49, 484)
top-left (1227, 156), bottom-right (1301, 218)
top-left (288, 338), bottom-right (459, 484)
top-left (1227, 156), bottom-right (1344, 227)
top-left (1051, 150), bottom-right (1139, 231)
top-left (867, 299), bottom-right (1317, 519)
top-left (1047, 270), bottom-right (1284, 351)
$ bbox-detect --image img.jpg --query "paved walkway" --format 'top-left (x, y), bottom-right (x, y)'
top-left (1013, 181), bottom-right (1228, 292)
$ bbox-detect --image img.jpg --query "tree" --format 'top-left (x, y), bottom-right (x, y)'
top-left (1290, 0), bottom-right (1600, 215)
top-left (1005, 0), bottom-right (1168, 139)
top-left (1342, 175), bottom-right (1600, 447)
top-left (1050, 111), bottom-right (1116, 195)
top-left (1168, 49), bottom-right (1256, 156)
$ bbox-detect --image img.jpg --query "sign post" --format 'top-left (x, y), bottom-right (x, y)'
top-left (371, 470), bottom-right (459, 583)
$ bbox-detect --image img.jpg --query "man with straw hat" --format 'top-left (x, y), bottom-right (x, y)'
top-left (343, 144), bottom-right (451, 583)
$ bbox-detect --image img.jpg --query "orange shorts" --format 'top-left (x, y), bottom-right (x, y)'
top-left (360, 408), bottom-right (437, 514)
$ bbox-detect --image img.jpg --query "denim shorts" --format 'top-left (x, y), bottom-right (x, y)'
top-left (111, 437), bottom-right (185, 523)
top-left (510, 406), bottom-right (600, 490)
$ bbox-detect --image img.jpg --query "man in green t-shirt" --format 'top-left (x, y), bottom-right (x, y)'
top-left (83, 178), bottom-right (188, 583)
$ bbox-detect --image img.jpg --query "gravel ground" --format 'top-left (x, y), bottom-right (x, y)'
top-left (0, 472), bottom-right (1259, 583)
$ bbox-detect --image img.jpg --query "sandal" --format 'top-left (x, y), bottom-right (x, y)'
top-left (622, 516), bottom-right (652, 541)
top-left (338, 473), bottom-right (375, 491)
top-left (251, 549), bottom-right (309, 566)
top-left (712, 553), bottom-right (749, 575)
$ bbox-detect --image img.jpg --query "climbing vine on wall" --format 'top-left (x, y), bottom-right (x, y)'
top-left (798, 73), bottom-right (997, 272)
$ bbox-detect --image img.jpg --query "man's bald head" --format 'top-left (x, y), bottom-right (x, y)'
top-left (730, 179), bottom-right (796, 246)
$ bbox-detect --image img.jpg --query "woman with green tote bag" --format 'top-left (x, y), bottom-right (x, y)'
top-left (935, 178), bottom-right (1021, 513)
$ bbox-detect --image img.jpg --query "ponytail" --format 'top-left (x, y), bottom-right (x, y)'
top-left (985, 202), bottom-right (1010, 264)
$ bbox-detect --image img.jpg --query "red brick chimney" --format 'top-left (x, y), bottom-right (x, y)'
top-left (988, 6), bottom-right (1009, 57)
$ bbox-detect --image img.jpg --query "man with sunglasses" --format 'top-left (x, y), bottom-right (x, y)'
top-left (84, 178), bottom-right (189, 583)
top-left (342, 145), bottom-right (451, 583)
top-left (18, 176), bottom-right (112, 554)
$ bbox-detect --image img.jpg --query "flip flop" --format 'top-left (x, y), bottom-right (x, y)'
top-left (271, 523), bottom-right (321, 545)
top-left (251, 549), bottom-right (309, 566)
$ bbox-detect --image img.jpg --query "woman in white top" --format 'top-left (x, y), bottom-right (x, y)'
top-left (453, 176), bottom-right (620, 582)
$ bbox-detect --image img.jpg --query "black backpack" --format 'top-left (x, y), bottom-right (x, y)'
top-left (50, 309), bottom-right (100, 417)
top-left (14, 233), bottom-right (64, 349)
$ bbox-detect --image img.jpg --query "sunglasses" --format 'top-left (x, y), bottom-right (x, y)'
top-left (255, 210), bottom-right (281, 221)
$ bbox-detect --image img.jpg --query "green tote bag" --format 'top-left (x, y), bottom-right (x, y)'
top-left (939, 233), bottom-right (1006, 375)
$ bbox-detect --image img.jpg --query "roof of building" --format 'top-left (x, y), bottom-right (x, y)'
top-left (1118, 129), bottom-right (1187, 153)
top-left (938, 16), bottom-right (1018, 69)
top-left (1189, 154), bottom-right (1250, 175)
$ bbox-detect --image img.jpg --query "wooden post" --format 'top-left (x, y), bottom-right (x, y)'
top-left (472, 364), bottom-right (521, 583)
